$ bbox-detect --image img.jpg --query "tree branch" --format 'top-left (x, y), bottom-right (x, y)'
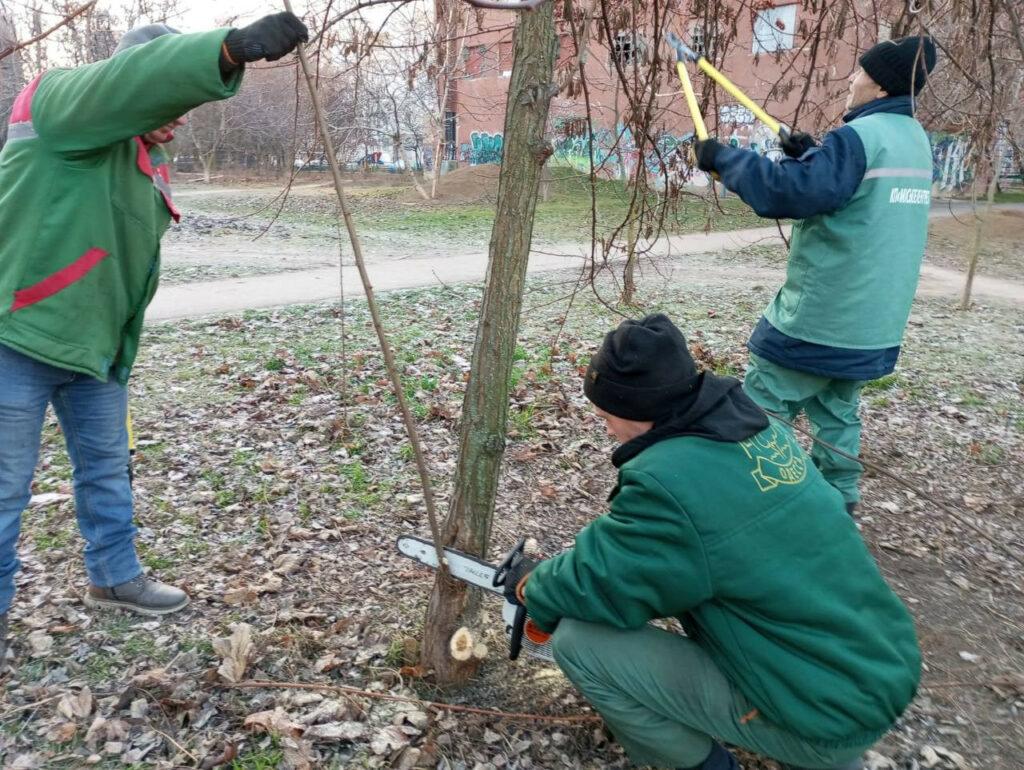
top-left (0, 0), bottom-right (99, 63)
top-left (459, 0), bottom-right (547, 8)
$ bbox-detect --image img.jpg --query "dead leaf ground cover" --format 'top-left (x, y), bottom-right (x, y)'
top-left (2, 258), bottom-right (1022, 770)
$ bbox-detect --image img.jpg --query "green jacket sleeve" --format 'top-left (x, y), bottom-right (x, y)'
top-left (523, 468), bottom-right (713, 633)
top-left (32, 29), bottom-right (243, 152)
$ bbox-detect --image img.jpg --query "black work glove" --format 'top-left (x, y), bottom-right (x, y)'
top-left (502, 555), bottom-right (539, 606)
top-left (693, 138), bottom-right (725, 173)
top-left (780, 130), bottom-right (818, 159)
top-left (222, 11), bottom-right (308, 66)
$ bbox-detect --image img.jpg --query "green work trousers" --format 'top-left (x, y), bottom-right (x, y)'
top-left (552, 619), bottom-right (874, 769)
top-left (742, 354), bottom-right (867, 504)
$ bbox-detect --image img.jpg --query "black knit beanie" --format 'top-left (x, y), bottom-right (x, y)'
top-left (583, 314), bottom-right (698, 421)
top-left (114, 23), bottom-right (181, 54)
top-left (859, 36), bottom-right (937, 96)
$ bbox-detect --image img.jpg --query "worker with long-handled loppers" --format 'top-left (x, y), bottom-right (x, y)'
top-left (671, 33), bottom-right (939, 515)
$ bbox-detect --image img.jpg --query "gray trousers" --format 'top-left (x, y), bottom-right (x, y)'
top-left (552, 619), bottom-right (875, 769)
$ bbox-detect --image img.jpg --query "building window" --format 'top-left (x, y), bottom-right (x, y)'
top-left (690, 23), bottom-right (717, 57)
top-left (752, 4), bottom-right (797, 54)
top-left (561, 117), bottom-right (589, 138)
top-left (612, 32), bottom-right (639, 65)
top-left (443, 111), bottom-right (456, 160)
top-left (499, 39), bottom-right (513, 76)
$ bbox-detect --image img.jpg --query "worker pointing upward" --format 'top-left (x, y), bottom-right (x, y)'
top-left (0, 14), bottom-right (307, 665)
top-left (694, 37), bottom-right (938, 514)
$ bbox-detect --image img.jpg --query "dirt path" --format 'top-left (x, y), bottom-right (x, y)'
top-left (147, 217), bottom-right (1024, 321)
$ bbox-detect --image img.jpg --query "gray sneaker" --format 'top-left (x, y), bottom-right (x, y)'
top-left (84, 575), bottom-right (190, 616)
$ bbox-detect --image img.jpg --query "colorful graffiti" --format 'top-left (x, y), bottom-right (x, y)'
top-left (719, 106), bottom-right (784, 161)
top-left (455, 108), bottom-right (1023, 197)
top-left (930, 132), bottom-right (971, 192)
top-left (460, 131), bottom-right (504, 165)
top-left (550, 121), bottom-right (701, 187)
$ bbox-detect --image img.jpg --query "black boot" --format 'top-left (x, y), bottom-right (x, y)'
top-left (784, 759), bottom-right (863, 770)
top-left (678, 742), bottom-right (740, 770)
top-left (845, 501), bottom-right (858, 516)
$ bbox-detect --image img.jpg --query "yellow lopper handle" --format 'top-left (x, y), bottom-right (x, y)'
top-left (694, 58), bottom-right (784, 136)
top-left (675, 60), bottom-right (708, 141)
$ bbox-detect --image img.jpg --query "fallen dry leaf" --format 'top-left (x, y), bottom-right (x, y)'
top-left (57, 686), bottom-right (94, 720)
top-left (213, 623), bottom-right (255, 683)
top-left (303, 721), bottom-right (366, 742)
top-left (369, 725), bottom-right (411, 755)
top-left (223, 587), bottom-right (258, 606)
top-left (243, 707), bottom-right (304, 738)
top-left (280, 736), bottom-right (315, 770)
top-left (45, 722), bottom-right (78, 744)
top-left (26, 630), bottom-right (53, 657)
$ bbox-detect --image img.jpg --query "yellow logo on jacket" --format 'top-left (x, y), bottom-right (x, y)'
top-left (739, 423), bottom-right (807, 492)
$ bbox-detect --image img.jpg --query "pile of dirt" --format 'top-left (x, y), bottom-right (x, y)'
top-left (926, 207), bottom-right (1024, 280)
top-left (399, 163), bottom-right (502, 205)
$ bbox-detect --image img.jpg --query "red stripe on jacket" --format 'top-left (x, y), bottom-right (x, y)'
top-left (10, 73), bottom-right (44, 123)
top-left (10, 247), bottom-right (110, 312)
top-left (133, 137), bottom-right (181, 222)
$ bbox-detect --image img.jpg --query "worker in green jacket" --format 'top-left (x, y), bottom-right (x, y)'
top-left (692, 37), bottom-right (938, 514)
top-left (504, 315), bottom-right (920, 770)
top-left (0, 14), bottom-right (307, 664)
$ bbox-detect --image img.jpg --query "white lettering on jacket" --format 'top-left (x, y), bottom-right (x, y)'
top-left (889, 188), bottom-right (931, 205)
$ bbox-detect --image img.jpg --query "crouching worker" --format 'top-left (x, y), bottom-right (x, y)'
top-left (504, 314), bottom-right (920, 770)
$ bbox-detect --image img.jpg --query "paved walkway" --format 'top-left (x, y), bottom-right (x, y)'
top-left (146, 205), bottom-right (1024, 322)
top-left (147, 226), bottom-right (790, 321)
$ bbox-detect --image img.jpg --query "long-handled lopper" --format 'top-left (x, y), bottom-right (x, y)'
top-left (666, 31), bottom-right (788, 142)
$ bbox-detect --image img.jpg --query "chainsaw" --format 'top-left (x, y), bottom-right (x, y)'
top-left (396, 535), bottom-right (554, 662)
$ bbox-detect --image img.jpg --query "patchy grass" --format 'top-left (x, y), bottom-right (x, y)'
top-left (180, 173), bottom-right (764, 250)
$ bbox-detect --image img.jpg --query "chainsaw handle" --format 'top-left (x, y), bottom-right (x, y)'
top-left (508, 603), bottom-right (527, 660)
top-left (492, 536), bottom-right (527, 589)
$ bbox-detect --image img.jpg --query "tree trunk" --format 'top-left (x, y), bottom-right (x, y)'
top-left (622, 208), bottom-right (638, 305)
top-left (199, 154), bottom-right (214, 184)
top-left (430, 1), bottom-right (469, 199)
top-left (960, 142), bottom-right (1003, 310)
top-left (420, 1), bottom-right (557, 685)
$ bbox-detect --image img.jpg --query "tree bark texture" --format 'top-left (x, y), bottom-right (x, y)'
top-left (420, 0), bottom-right (557, 685)
top-left (960, 144), bottom-right (1003, 311)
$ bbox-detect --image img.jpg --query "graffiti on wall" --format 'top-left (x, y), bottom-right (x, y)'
top-left (460, 131), bottom-right (504, 165)
top-left (719, 106), bottom-right (783, 160)
top-left (456, 108), bottom-right (1023, 195)
top-left (930, 132), bottom-right (971, 192)
top-left (549, 120), bottom-right (703, 187)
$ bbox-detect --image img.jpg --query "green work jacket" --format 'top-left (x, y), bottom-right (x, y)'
top-left (0, 30), bottom-right (242, 383)
top-left (525, 420), bottom-right (921, 745)
top-left (765, 112), bottom-right (933, 349)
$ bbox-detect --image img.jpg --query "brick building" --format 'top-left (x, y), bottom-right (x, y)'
top-left (441, 2), bottom-right (880, 182)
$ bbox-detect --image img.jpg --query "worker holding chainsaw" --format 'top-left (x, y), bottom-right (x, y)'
top-left (690, 37), bottom-right (938, 514)
top-left (0, 15), bottom-right (307, 663)
top-left (502, 313), bottom-right (920, 770)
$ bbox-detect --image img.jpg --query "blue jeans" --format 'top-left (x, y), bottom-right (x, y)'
top-left (0, 344), bottom-right (141, 614)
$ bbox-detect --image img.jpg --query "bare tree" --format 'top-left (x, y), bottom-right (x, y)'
top-left (419, 0), bottom-right (558, 684)
top-left (0, 6), bottom-right (24, 146)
